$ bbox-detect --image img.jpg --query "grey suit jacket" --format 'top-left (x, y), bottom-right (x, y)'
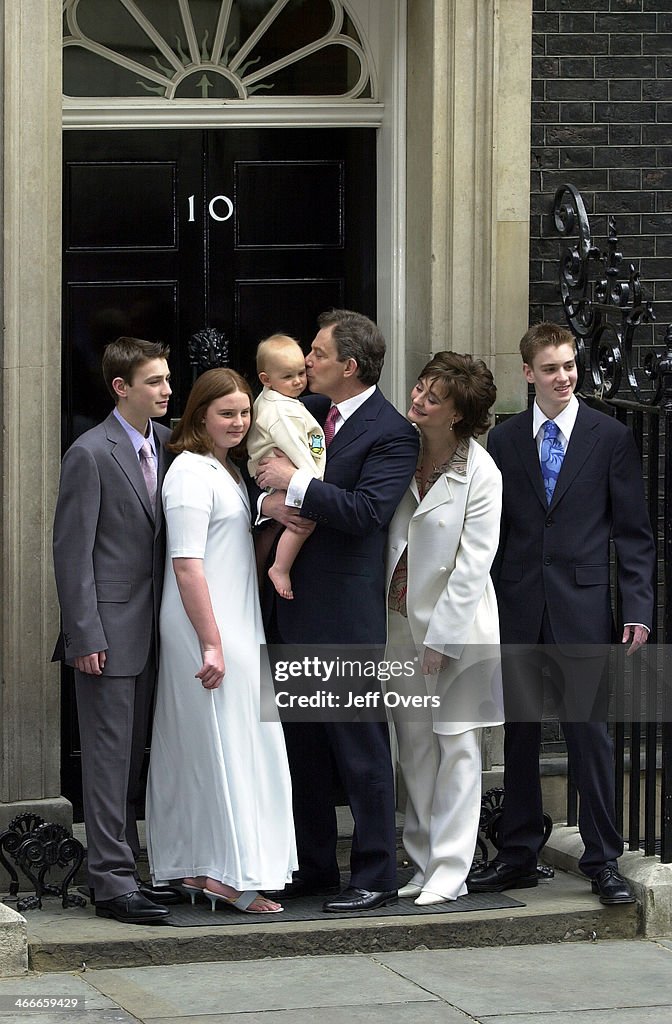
top-left (52, 411), bottom-right (172, 676)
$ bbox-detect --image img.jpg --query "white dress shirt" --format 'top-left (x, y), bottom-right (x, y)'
top-left (285, 385), bottom-right (377, 508)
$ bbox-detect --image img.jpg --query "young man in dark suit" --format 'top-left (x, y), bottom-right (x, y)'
top-left (53, 337), bottom-right (179, 923)
top-left (468, 321), bottom-right (655, 904)
top-left (255, 309), bottom-right (419, 912)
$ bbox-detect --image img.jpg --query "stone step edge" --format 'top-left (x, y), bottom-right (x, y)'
top-left (27, 903), bottom-right (639, 974)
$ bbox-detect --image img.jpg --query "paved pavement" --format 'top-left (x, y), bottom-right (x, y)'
top-left (1, 938), bottom-right (672, 1023)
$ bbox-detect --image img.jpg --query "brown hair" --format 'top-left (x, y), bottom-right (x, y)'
top-left (317, 309), bottom-right (385, 386)
top-left (519, 322), bottom-right (576, 365)
top-left (101, 337), bottom-right (170, 401)
top-left (168, 368), bottom-right (253, 459)
top-left (418, 352), bottom-right (496, 440)
top-left (256, 334), bottom-right (303, 374)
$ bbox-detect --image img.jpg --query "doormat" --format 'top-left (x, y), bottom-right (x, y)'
top-left (164, 884), bottom-right (524, 927)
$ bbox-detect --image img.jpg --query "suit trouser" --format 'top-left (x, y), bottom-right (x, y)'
top-left (497, 612), bottom-right (622, 877)
top-left (75, 652), bottom-right (156, 901)
top-left (395, 718), bottom-right (482, 899)
top-left (387, 611), bottom-right (483, 899)
top-left (498, 719), bottom-right (622, 876)
top-left (282, 718), bottom-right (398, 891)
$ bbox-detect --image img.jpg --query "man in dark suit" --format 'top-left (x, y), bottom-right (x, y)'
top-left (53, 337), bottom-right (179, 924)
top-left (468, 321), bottom-right (655, 904)
top-left (255, 309), bottom-right (419, 912)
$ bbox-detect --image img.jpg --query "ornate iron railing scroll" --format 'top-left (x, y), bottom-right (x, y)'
top-left (0, 814), bottom-right (86, 911)
top-left (553, 182), bottom-right (670, 405)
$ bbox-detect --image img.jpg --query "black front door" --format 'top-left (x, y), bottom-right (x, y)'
top-left (61, 126), bottom-right (377, 814)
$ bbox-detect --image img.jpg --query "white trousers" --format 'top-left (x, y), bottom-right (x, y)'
top-left (388, 612), bottom-right (483, 900)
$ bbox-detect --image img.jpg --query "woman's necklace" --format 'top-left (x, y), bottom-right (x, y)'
top-left (417, 441), bottom-right (458, 497)
top-left (426, 442), bottom-right (458, 473)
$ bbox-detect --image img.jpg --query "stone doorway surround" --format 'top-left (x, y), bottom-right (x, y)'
top-left (0, 1), bottom-right (534, 974)
top-left (405, 0), bottom-right (532, 411)
top-left (0, 1), bottom-right (66, 830)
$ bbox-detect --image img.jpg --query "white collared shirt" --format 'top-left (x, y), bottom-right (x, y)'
top-left (113, 407), bottom-right (157, 467)
top-left (532, 393), bottom-right (579, 458)
top-left (285, 385), bottom-right (377, 508)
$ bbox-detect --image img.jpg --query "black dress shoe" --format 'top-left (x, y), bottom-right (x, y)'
top-left (590, 866), bottom-right (636, 905)
top-left (263, 876), bottom-right (341, 900)
top-left (467, 861), bottom-right (538, 893)
top-left (322, 886), bottom-right (398, 913)
top-left (89, 882), bottom-right (182, 906)
top-left (138, 881), bottom-right (183, 905)
top-left (95, 890), bottom-right (170, 924)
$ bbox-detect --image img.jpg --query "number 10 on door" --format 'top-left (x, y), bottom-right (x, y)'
top-left (187, 195), bottom-right (234, 222)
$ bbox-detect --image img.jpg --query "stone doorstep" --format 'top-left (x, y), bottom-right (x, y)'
top-left (484, 764), bottom-right (672, 939)
top-left (1, 856), bottom-right (646, 978)
top-left (4, 808), bottom-right (671, 976)
top-left (542, 824), bottom-right (672, 938)
top-left (4, 829), bottom-right (646, 976)
top-left (17, 868), bottom-right (641, 976)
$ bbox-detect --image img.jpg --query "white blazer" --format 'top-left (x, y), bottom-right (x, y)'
top-left (385, 437), bottom-right (504, 730)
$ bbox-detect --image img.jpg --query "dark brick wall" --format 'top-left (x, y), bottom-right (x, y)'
top-left (530, 0), bottom-right (672, 343)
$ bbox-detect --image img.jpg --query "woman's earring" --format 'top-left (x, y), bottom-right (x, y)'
top-left (449, 418), bottom-right (454, 431)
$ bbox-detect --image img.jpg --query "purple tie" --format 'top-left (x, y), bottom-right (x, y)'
top-left (139, 440), bottom-right (157, 511)
top-left (324, 405), bottom-right (340, 446)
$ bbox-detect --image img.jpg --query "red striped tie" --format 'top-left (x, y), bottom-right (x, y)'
top-left (324, 404), bottom-right (340, 446)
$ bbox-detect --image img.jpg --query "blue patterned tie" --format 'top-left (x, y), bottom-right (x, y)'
top-left (540, 419), bottom-right (564, 505)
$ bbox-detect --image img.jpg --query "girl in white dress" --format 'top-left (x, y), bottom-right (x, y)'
top-left (146, 368), bottom-right (297, 914)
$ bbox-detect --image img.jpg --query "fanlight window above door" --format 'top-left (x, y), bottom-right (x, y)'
top-left (63, 0), bottom-right (373, 99)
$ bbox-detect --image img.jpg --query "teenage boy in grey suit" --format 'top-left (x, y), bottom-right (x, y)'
top-left (468, 322), bottom-right (655, 905)
top-left (53, 337), bottom-right (177, 924)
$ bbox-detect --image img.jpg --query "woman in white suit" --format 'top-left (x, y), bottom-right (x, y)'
top-left (386, 352), bottom-right (504, 905)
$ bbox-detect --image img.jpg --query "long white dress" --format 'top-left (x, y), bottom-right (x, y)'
top-left (146, 450), bottom-right (297, 890)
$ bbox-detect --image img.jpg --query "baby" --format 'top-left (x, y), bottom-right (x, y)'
top-left (247, 334), bottom-right (326, 599)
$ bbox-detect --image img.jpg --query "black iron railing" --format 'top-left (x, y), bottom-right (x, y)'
top-left (554, 183), bottom-right (672, 863)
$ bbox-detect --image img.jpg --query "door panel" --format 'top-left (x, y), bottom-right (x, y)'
top-left (66, 162), bottom-right (179, 249)
top-left (61, 126), bottom-right (376, 815)
top-left (62, 130), bottom-right (201, 448)
top-left (235, 161), bottom-right (344, 247)
top-left (236, 277), bottom-right (344, 363)
top-left (64, 281), bottom-right (179, 439)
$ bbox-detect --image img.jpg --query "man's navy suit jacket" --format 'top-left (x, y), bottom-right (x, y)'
top-left (269, 388), bottom-right (419, 646)
top-left (487, 399), bottom-right (655, 646)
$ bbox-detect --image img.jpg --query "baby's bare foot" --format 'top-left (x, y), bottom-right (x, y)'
top-left (268, 564), bottom-right (294, 600)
